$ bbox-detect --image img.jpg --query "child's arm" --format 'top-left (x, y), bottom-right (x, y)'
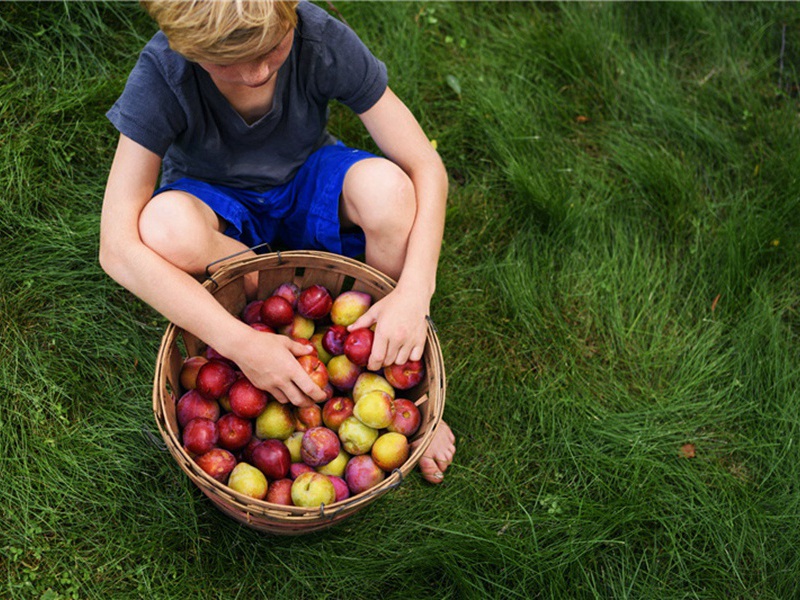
top-left (99, 134), bottom-right (326, 406)
top-left (350, 87), bottom-right (449, 371)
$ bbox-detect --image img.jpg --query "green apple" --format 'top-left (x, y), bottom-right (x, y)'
top-left (291, 471), bottom-right (336, 507)
top-left (227, 462), bottom-right (268, 500)
top-left (337, 416), bottom-right (379, 455)
top-left (255, 400), bottom-right (295, 440)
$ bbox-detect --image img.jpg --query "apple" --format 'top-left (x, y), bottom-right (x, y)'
top-left (297, 354), bottom-right (329, 391)
top-left (241, 300), bottom-right (264, 325)
top-left (294, 404), bottom-right (322, 432)
top-left (309, 332), bottom-right (333, 365)
top-left (204, 346), bottom-right (235, 368)
top-left (217, 391), bottom-right (232, 413)
top-left (179, 355), bottom-right (208, 391)
top-left (384, 359), bottom-right (426, 390)
top-left (216, 412), bottom-right (253, 451)
top-left (337, 416), bottom-right (379, 456)
top-left (371, 432), bottom-right (409, 471)
top-left (330, 290), bottom-right (372, 327)
top-left (352, 372), bottom-right (395, 404)
top-left (344, 455), bottom-right (385, 495)
top-left (260, 295), bottom-right (294, 329)
top-left (251, 438), bottom-right (292, 480)
top-left (322, 396), bottom-right (355, 432)
top-left (353, 390), bottom-right (395, 430)
top-left (241, 436), bottom-right (262, 464)
top-left (343, 328), bottom-right (374, 367)
top-left (250, 322), bottom-right (275, 333)
top-left (284, 431), bottom-right (305, 463)
top-left (194, 448), bottom-right (236, 483)
top-left (291, 471), bottom-right (336, 507)
top-left (321, 324), bottom-right (349, 356)
top-left (255, 401), bottom-right (296, 440)
top-left (387, 398), bottom-right (422, 437)
top-left (196, 359), bottom-right (237, 400)
top-left (182, 417), bottom-right (219, 456)
top-left (300, 427), bottom-right (341, 467)
top-left (176, 389), bottom-right (220, 428)
top-left (228, 377), bottom-right (268, 419)
top-left (279, 314), bottom-right (315, 339)
top-left (316, 448), bottom-right (350, 478)
top-left (328, 475), bottom-right (350, 502)
top-left (227, 462), bottom-right (268, 500)
top-left (272, 282), bottom-right (300, 309)
top-left (326, 354), bottom-right (362, 391)
top-left (297, 285), bottom-right (333, 320)
top-left (290, 462), bottom-right (316, 479)
top-left (265, 478), bottom-right (293, 505)
top-left (322, 382), bottom-right (334, 402)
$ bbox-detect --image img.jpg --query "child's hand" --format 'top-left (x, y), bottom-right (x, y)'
top-left (347, 287), bottom-right (429, 371)
top-left (229, 332), bottom-right (326, 407)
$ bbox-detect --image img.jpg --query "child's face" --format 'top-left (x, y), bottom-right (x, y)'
top-left (198, 29), bottom-right (294, 89)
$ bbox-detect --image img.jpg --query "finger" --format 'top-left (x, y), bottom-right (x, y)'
top-left (348, 308), bottom-right (377, 333)
top-left (367, 333), bottom-right (389, 372)
top-left (409, 344), bottom-right (425, 362)
top-left (286, 383), bottom-right (315, 408)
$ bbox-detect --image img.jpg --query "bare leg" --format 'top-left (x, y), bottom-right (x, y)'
top-left (342, 158), bottom-right (456, 483)
top-left (138, 190), bottom-right (258, 297)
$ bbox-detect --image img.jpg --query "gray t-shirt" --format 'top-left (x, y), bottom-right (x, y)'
top-left (106, 1), bottom-right (388, 191)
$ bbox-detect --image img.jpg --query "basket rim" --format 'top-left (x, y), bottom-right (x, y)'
top-left (152, 250), bottom-right (446, 526)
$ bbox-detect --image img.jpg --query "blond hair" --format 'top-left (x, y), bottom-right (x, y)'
top-left (141, 0), bottom-right (299, 65)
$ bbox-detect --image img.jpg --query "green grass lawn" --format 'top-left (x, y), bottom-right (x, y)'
top-left (2, 2), bottom-right (800, 598)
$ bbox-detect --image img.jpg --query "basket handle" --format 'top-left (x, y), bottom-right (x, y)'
top-left (204, 242), bottom-right (279, 289)
top-left (318, 468), bottom-right (405, 520)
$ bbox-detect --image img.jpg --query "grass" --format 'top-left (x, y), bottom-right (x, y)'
top-left (2, 1), bottom-right (800, 598)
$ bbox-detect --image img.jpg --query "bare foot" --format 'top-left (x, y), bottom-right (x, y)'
top-left (414, 420), bottom-right (455, 484)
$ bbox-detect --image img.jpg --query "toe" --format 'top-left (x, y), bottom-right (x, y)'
top-left (419, 455), bottom-right (445, 484)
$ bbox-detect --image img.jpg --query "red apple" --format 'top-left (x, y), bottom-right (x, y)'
top-left (250, 322), bottom-right (275, 333)
top-left (344, 328), bottom-right (374, 367)
top-left (194, 448), bottom-right (236, 483)
top-left (384, 360), bottom-right (426, 390)
top-left (297, 285), bottom-right (333, 320)
top-left (260, 295), bottom-right (295, 329)
top-left (179, 355), bottom-right (208, 391)
top-left (216, 412), bottom-right (253, 452)
top-left (294, 404), bottom-right (323, 432)
top-left (328, 475), bottom-right (351, 502)
top-left (251, 438), bottom-right (292, 480)
top-left (290, 462), bottom-right (315, 479)
top-left (204, 346), bottom-right (236, 368)
top-left (327, 354), bottom-right (362, 391)
top-left (241, 436), bottom-right (262, 464)
top-left (297, 354), bottom-right (329, 391)
top-left (321, 324), bottom-right (349, 356)
top-left (345, 455), bottom-right (385, 495)
top-left (265, 478), bottom-right (293, 505)
top-left (182, 417), bottom-right (219, 456)
top-left (272, 282), bottom-right (300, 309)
top-left (301, 427), bottom-right (341, 467)
top-left (241, 300), bottom-right (264, 325)
top-left (176, 389), bottom-right (220, 428)
top-left (228, 377), bottom-right (268, 419)
top-left (196, 359), bottom-right (237, 400)
top-left (387, 398), bottom-right (422, 437)
top-left (371, 432), bottom-right (410, 471)
top-left (322, 396), bottom-right (355, 432)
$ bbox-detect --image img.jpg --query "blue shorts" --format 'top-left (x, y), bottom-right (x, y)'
top-left (153, 142), bottom-right (376, 258)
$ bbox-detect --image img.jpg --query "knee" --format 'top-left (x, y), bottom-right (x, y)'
top-left (139, 192), bottom-right (209, 265)
top-left (348, 159), bottom-right (416, 237)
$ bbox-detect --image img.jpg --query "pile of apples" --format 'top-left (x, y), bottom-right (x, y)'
top-left (175, 282), bottom-right (426, 508)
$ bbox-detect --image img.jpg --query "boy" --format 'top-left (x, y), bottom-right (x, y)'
top-left (99, 0), bottom-right (454, 482)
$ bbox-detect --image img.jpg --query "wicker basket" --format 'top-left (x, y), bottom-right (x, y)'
top-left (152, 250), bottom-right (446, 535)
